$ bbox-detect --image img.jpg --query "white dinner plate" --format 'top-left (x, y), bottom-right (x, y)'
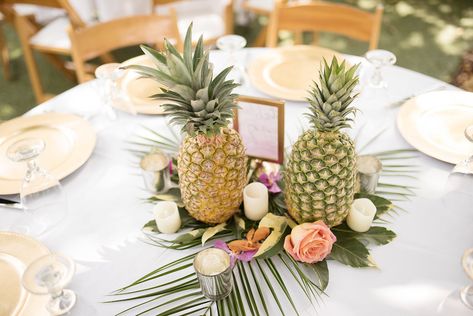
top-left (0, 232), bottom-right (50, 316)
top-left (0, 113), bottom-right (96, 194)
top-left (397, 90), bottom-right (473, 164)
top-left (119, 55), bottom-right (167, 115)
top-left (248, 45), bottom-right (343, 101)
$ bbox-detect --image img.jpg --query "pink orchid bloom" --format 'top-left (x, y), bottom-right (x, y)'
top-left (259, 171), bottom-right (282, 193)
top-left (214, 240), bottom-right (257, 268)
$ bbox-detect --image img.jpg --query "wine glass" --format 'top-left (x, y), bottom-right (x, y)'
top-left (22, 253), bottom-right (76, 315)
top-left (445, 125), bottom-right (473, 202)
top-left (7, 138), bottom-right (67, 236)
top-left (461, 248), bottom-right (473, 309)
top-left (364, 49), bottom-right (396, 89)
top-left (216, 35), bottom-right (247, 85)
top-left (95, 63), bottom-right (131, 119)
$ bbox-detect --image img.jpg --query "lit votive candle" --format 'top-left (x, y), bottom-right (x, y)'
top-left (153, 201), bottom-right (181, 234)
top-left (243, 182), bottom-right (269, 221)
top-left (346, 198), bottom-right (377, 233)
top-left (193, 248), bottom-right (233, 300)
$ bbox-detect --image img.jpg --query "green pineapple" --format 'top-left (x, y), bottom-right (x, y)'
top-left (284, 57), bottom-right (360, 227)
top-left (127, 24), bottom-right (247, 224)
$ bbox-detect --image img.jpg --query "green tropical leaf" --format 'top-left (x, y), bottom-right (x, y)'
top-left (311, 260), bottom-right (329, 291)
top-left (332, 223), bottom-right (396, 246)
top-left (329, 238), bottom-right (375, 268)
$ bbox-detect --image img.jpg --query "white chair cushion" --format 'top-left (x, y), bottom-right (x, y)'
top-left (178, 14), bottom-right (225, 42)
top-left (155, 0), bottom-right (230, 16)
top-left (29, 16), bottom-right (71, 51)
top-left (95, 0), bottom-right (152, 22)
top-left (155, 0), bottom-right (229, 41)
top-left (68, 0), bottom-right (97, 24)
top-left (245, 0), bottom-right (274, 13)
top-left (13, 4), bottom-right (66, 25)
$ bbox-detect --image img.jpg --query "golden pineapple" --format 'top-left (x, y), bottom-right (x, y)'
top-left (128, 24), bottom-right (247, 224)
top-left (284, 57), bottom-right (359, 227)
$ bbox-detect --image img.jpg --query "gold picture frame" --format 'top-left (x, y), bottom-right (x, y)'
top-left (233, 95), bottom-right (285, 163)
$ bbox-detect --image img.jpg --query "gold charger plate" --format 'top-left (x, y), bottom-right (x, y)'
top-left (119, 55), bottom-right (166, 115)
top-left (0, 232), bottom-right (50, 316)
top-left (248, 45), bottom-right (343, 101)
top-left (397, 90), bottom-right (473, 164)
top-left (0, 113), bottom-right (96, 195)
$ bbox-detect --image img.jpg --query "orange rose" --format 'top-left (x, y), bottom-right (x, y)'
top-left (284, 221), bottom-right (336, 264)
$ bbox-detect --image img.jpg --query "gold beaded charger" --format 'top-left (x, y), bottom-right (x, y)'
top-left (248, 45), bottom-right (343, 101)
top-left (0, 113), bottom-right (96, 194)
top-left (0, 232), bottom-right (50, 316)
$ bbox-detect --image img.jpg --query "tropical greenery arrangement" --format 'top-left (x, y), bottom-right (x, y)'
top-left (109, 25), bottom-right (418, 315)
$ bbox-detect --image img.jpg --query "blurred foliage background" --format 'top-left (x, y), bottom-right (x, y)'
top-left (1, 0), bottom-right (472, 120)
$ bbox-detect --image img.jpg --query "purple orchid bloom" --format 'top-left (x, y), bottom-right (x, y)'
top-left (214, 240), bottom-right (257, 268)
top-left (259, 171), bottom-right (282, 193)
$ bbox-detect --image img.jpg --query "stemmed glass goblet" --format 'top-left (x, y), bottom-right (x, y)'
top-left (7, 138), bottom-right (67, 236)
top-left (22, 253), bottom-right (76, 315)
top-left (216, 35), bottom-right (247, 85)
top-left (94, 63), bottom-right (130, 119)
top-left (461, 248), bottom-right (473, 309)
top-left (364, 49), bottom-right (397, 89)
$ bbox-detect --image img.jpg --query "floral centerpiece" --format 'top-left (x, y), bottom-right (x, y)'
top-left (109, 25), bottom-right (417, 315)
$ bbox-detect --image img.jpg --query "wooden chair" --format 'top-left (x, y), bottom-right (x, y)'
top-left (0, 11), bottom-right (11, 80)
top-left (152, 0), bottom-right (233, 46)
top-left (3, 0), bottom-right (97, 102)
top-left (266, 1), bottom-right (383, 50)
top-left (241, 0), bottom-right (277, 47)
top-left (69, 14), bottom-right (182, 83)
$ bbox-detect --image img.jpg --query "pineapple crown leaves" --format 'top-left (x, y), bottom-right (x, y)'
top-left (306, 57), bottom-right (360, 132)
top-left (123, 23), bottom-right (239, 136)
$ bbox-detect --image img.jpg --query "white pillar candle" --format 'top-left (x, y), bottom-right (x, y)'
top-left (153, 201), bottom-right (181, 234)
top-left (346, 198), bottom-right (377, 233)
top-left (243, 182), bottom-right (269, 221)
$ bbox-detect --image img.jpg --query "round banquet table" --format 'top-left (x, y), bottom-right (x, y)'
top-left (1, 48), bottom-right (472, 316)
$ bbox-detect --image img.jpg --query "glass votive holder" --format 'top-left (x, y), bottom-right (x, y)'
top-left (357, 155), bottom-right (382, 194)
top-left (140, 151), bottom-right (172, 193)
top-left (193, 248), bottom-right (233, 301)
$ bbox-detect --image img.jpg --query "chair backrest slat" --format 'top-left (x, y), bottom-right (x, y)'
top-left (69, 13), bottom-right (182, 83)
top-left (267, 1), bottom-right (383, 50)
top-left (1, 0), bottom-right (62, 8)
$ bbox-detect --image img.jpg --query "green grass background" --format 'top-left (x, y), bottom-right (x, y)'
top-left (0, 0), bottom-right (472, 120)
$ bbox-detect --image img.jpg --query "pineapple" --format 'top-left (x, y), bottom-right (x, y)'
top-left (284, 57), bottom-right (359, 227)
top-left (128, 25), bottom-right (247, 224)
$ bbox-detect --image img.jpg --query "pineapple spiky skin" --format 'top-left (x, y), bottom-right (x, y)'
top-left (284, 57), bottom-right (360, 227)
top-left (128, 24), bottom-right (247, 224)
top-left (284, 130), bottom-right (356, 226)
top-left (178, 128), bottom-right (247, 224)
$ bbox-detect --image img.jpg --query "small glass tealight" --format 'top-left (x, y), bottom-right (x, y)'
top-left (193, 248), bottom-right (233, 301)
top-left (357, 155), bottom-right (382, 194)
top-left (140, 151), bottom-right (172, 193)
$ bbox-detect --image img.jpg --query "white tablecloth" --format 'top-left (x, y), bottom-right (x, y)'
top-left (2, 48), bottom-right (472, 316)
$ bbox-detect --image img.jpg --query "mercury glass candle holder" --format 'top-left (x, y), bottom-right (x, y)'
top-left (140, 151), bottom-right (172, 193)
top-left (357, 155), bottom-right (383, 194)
top-left (193, 248), bottom-right (233, 301)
